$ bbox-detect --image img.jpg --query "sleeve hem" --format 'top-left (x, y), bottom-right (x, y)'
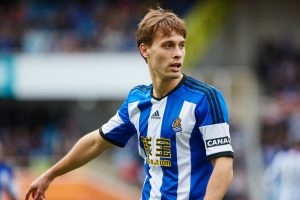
top-left (207, 151), bottom-right (234, 160)
top-left (99, 129), bottom-right (125, 148)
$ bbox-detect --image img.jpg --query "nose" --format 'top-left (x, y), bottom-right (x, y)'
top-left (173, 46), bottom-right (184, 59)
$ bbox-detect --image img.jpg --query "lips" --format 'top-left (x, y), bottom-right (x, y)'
top-left (170, 63), bottom-right (182, 68)
top-left (169, 63), bottom-right (182, 72)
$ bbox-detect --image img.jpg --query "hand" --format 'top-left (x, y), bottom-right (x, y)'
top-left (25, 173), bottom-right (53, 200)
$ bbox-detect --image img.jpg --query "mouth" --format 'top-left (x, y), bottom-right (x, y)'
top-left (170, 63), bottom-right (182, 68)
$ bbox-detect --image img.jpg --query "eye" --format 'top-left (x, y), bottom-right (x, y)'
top-left (164, 42), bottom-right (173, 49)
top-left (179, 43), bottom-right (185, 49)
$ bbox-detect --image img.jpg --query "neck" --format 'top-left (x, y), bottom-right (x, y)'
top-left (151, 74), bottom-right (183, 99)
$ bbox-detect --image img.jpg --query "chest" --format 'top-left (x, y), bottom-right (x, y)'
top-left (129, 97), bottom-right (197, 139)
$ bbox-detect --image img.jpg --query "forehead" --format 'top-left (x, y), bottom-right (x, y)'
top-left (152, 30), bottom-right (185, 44)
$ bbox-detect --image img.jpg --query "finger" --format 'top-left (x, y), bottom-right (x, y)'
top-left (34, 191), bottom-right (44, 200)
top-left (34, 193), bottom-right (41, 200)
top-left (25, 188), bottom-right (35, 200)
top-left (32, 190), bottom-right (37, 198)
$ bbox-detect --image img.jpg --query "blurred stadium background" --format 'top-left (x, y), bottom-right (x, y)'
top-left (1, 0), bottom-right (300, 199)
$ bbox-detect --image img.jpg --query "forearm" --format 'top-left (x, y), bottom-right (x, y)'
top-left (204, 157), bottom-right (233, 200)
top-left (45, 130), bottom-right (112, 180)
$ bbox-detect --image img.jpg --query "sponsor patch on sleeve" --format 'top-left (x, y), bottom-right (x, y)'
top-left (205, 136), bottom-right (231, 148)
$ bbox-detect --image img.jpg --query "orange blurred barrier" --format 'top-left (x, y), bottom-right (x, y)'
top-left (18, 170), bottom-right (139, 200)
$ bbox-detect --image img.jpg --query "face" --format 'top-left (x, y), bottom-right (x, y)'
top-left (140, 31), bottom-right (185, 81)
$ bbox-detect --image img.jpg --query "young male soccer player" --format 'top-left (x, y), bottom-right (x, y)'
top-left (25, 8), bottom-right (233, 200)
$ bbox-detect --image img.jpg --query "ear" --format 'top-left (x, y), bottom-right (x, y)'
top-left (139, 43), bottom-right (149, 59)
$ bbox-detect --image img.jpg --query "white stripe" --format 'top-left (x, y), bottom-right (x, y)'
top-left (101, 112), bottom-right (124, 134)
top-left (176, 101), bottom-right (195, 199)
top-left (128, 101), bottom-right (145, 158)
top-left (148, 97), bottom-right (168, 200)
top-left (149, 167), bottom-right (164, 200)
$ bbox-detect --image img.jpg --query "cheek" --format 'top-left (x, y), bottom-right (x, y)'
top-left (148, 49), bottom-right (170, 71)
top-left (154, 52), bottom-right (169, 65)
top-left (150, 53), bottom-right (162, 66)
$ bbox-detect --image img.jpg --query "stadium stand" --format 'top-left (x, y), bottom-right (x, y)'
top-left (1, 0), bottom-right (300, 199)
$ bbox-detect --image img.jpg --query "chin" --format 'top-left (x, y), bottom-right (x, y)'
top-left (166, 72), bottom-right (182, 80)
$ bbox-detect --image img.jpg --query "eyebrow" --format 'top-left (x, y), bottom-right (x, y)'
top-left (160, 38), bottom-right (186, 44)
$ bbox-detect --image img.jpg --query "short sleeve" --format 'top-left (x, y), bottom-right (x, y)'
top-left (196, 88), bottom-right (234, 159)
top-left (100, 97), bottom-right (136, 148)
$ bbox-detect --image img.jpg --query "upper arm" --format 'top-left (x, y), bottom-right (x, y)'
top-left (100, 96), bottom-right (137, 148)
top-left (196, 88), bottom-right (234, 160)
top-left (77, 130), bottom-right (114, 157)
top-left (210, 156), bottom-right (233, 168)
top-left (94, 129), bottom-right (115, 151)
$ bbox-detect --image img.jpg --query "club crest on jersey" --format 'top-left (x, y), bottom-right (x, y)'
top-left (172, 118), bottom-right (182, 133)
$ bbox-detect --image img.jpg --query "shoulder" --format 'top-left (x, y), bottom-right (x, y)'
top-left (127, 84), bottom-right (152, 103)
top-left (130, 84), bottom-right (151, 93)
top-left (183, 75), bottom-right (221, 95)
top-left (181, 75), bottom-right (223, 103)
top-left (182, 75), bottom-right (229, 123)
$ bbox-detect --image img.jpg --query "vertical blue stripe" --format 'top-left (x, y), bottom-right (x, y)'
top-left (138, 98), bottom-right (152, 138)
top-left (138, 98), bottom-right (152, 200)
top-left (189, 127), bottom-right (213, 199)
top-left (142, 164), bottom-right (151, 200)
top-left (160, 94), bottom-right (184, 200)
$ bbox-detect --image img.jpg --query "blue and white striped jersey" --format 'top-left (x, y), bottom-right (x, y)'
top-left (100, 75), bottom-right (234, 200)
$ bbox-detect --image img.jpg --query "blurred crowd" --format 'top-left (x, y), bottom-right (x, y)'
top-left (0, 0), bottom-right (192, 166)
top-left (0, 0), bottom-right (196, 166)
top-left (0, 0), bottom-right (195, 53)
top-left (0, 1), bottom-right (197, 199)
top-left (256, 39), bottom-right (300, 199)
top-left (256, 39), bottom-right (300, 165)
top-left (0, 101), bottom-right (81, 167)
top-left (2, 0), bottom-right (300, 199)
top-left (257, 39), bottom-right (300, 96)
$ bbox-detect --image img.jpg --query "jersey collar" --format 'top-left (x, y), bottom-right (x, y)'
top-left (150, 74), bottom-right (186, 101)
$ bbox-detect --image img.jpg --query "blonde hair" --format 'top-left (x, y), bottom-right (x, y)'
top-left (136, 7), bottom-right (186, 47)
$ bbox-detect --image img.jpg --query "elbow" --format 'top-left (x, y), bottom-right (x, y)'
top-left (229, 167), bottom-right (234, 184)
top-left (226, 158), bottom-right (234, 186)
top-left (226, 157), bottom-right (234, 184)
top-left (215, 156), bottom-right (234, 184)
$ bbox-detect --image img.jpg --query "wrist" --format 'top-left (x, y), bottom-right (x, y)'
top-left (44, 169), bottom-right (56, 182)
